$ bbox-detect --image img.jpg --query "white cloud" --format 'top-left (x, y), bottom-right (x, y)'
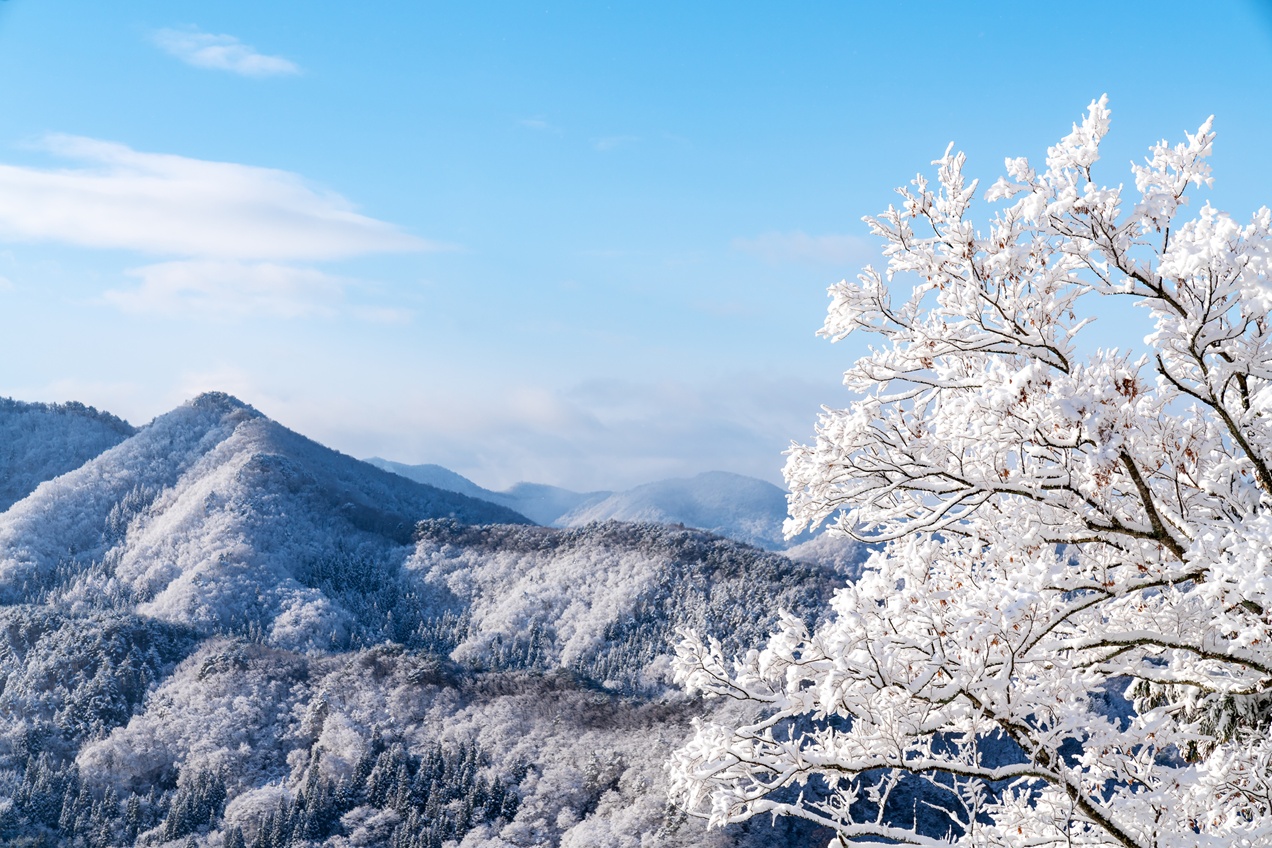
top-left (0, 274), bottom-right (12, 292)
top-left (104, 260), bottom-right (348, 319)
top-left (732, 231), bottom-right (875, 266)
top-left (0, 135), bottom-right (432, 260)
top-left (519, 116), bottom-right (561, 134)
top-left (151, 27), bottom-right (300, 77)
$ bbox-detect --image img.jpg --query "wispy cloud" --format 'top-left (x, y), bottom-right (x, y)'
top-left (0, 136), bottom-right (436, 320)
top-left (731, 231), bottom-right (875, 266)
top-left (104, 260), bottom-right (349, 319)
top-left (151, 27), bottom-right (300, 77)
top-left (0, 274), bottom-right (12, 292)
top-left (351, 305), bottom-right (413, 325)
top-left (0, 135), bottom-right (432, 260)
top-left (519, 116), bottom-right (562, 134)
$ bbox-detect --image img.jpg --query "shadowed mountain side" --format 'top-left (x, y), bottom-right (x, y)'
top-left (0, 393), bottom-right (530, 647)
top-left (0, 397), bottom-right (136, 512)
top-left (71, 641), bottom-right (834, 848)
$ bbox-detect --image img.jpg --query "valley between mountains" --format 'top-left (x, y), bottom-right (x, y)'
top-left (0, 393), bottom-right (863, 847)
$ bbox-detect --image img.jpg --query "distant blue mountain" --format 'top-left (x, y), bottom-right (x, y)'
top-left (363, 457), bottom-right (610, 525)
top-left (555, 470), bottom-right (816, 550)
top-left (365, 462), bottom-right (819, 551)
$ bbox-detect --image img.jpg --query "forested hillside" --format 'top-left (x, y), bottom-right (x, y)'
top-left (0, 394), bottom-right (861, 847)
top-left (0, 398), bottom-right (136, 512)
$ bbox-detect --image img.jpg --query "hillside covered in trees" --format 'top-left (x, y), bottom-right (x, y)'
top-left (0, 393), bottom-right (861, 847)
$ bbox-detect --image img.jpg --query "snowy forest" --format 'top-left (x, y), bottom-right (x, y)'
top-left (0, 393), bottom-right (860, 847)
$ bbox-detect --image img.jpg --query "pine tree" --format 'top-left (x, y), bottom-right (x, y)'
top-left (123, 795), bottom-right (142, 844)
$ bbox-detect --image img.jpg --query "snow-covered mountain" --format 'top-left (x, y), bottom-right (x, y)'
top-left (0, 397), bottom-right (136, 512)
top-left (0, 393), bottom-right (530, 646)
top-left (44, 520), bottom-right (847, 846)
top-left (0, 392), bottom-right (868, 847)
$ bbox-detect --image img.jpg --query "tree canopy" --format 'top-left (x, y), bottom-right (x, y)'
top-left (670, 97), bottom-right (1272, 847)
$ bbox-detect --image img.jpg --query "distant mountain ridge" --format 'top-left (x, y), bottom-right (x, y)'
top-left (367, 461), bottom-right (812, 550)
top-left (555, 470), bottom-right (813, 550)
top-left (363, 457), bottom-right (609, 525)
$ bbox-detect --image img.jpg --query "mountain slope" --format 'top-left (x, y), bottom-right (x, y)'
top-left (0, 393), bottom-right (530, 646)
top-left (69, 639), bottom-right (834, 848)
top-left (51, 520), bottom-right (852, 847)
top-left (0, 397), bottom-right (136, 512)
top-left (406, 520), bottom-right (849, 689)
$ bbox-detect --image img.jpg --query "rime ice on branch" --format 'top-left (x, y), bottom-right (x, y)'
top-left (670, 96), bottom-right (1272, 847)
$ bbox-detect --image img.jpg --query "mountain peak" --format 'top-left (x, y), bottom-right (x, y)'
top-left (183, 391), bottom-right (259, 416)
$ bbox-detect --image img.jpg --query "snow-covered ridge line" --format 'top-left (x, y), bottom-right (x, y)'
top-left (0, 391), bottom-right (531, 645)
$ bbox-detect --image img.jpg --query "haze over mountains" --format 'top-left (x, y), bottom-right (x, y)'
top-left (365, 459), bottom-right (812, 551)
top-left (0, 393), bottom-right (865, 847)
top-left (362, 458), bottom-right (605, 528)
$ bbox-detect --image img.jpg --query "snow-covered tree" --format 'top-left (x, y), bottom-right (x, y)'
top-left (670, 97), bottom-right (1272, 847)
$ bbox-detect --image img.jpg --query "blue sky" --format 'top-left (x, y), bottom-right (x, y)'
top-left (1, 2), bottom-right (1270, 491)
